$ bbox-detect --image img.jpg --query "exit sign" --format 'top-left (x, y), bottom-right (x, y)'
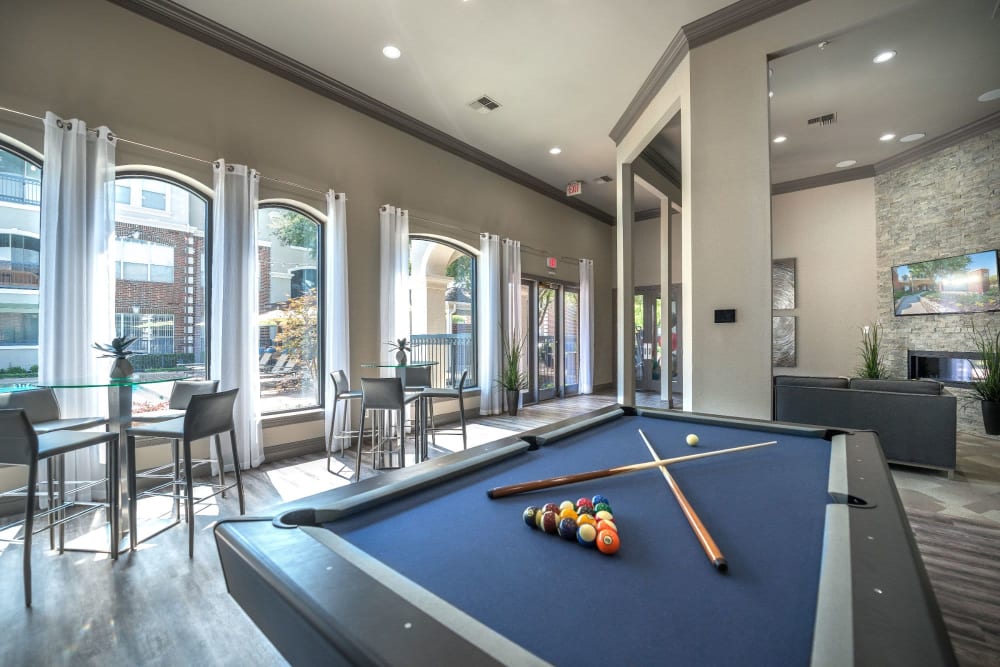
top-left (546, 257), bottom-right (558, 270)
top-left (565, 181), bottom-right (583, 197)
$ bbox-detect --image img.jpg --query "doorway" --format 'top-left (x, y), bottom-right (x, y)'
top-left (521, 278), bottom-right (579, 404)
top-left (633, 285), bottom-right (682, 405)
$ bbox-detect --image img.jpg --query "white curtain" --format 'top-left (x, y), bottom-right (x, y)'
top-left (38, 112), bottom-right (116, 490)
top-left (210, 161), bottom-right (263, 469)
top-left (579, 258), bottom-right (595, 394)
top-left (478, 233), bottom-right (502, 414)
top-left (324, 190), bottom-right (350, 440)
top-left (379, 205), bottom-right (409, 372)
top-left (502, 238), bottom-right (523, 409)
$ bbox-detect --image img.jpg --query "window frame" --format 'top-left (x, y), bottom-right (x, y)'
top-left (409, 234), bottom-right (478, 389)
top-left (256, 201), bottom-right (325, 415)
top-left (115, 169), bottom-right (212, 378)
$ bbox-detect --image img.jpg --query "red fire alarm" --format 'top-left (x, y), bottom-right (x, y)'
top-left (546, 257), bottom-right (558, 270)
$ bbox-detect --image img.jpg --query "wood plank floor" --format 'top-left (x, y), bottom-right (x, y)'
top-left (0, 391), bottom-right (996, 665)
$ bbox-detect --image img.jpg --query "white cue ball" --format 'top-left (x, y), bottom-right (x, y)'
top-left (685, 433), bottom-right (699, 446)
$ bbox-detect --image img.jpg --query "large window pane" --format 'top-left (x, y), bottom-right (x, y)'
top-left (409, 238), bottom-right (476, 388)
top-left (258, 205), bottom-right (321, 413)
top-left (115, 176), bottom-right (208, 413)
top-left (537, 285), bottom-right (557, 392)
top-left (0, 146), bottom-right (40, 381)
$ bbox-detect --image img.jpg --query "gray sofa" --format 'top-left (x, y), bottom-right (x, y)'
top-left (773, 375), bottom-right (956, 476)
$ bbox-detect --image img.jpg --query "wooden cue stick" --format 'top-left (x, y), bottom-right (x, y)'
top-left (639, 429), bottom-right (728, 572)
top-left (486, 440), bottom-right (776, 499)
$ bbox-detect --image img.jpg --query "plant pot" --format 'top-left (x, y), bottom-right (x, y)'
top-left (506, 390), bottom-right (520, 417)
top-left (109, 357), bottom-right (134, 379)
top-left (983, 400), bottom-right (1000, 436)
top-left (395, 350), bottom-right (408, 365)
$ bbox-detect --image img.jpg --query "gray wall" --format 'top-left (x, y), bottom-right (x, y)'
top-left (0, 0), bottom-right (615, 453)
top-left (771, 178), bottom-right (878, 376)
top-left (876, 128), bottom-right (1000, 435)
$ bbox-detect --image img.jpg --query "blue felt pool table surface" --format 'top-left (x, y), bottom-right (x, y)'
top-left (216, 407), bottom-right (958, 667)
top-left (325, 413), bottom-right (831, 666)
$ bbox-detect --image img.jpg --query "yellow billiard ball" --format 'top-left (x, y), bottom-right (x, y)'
top-left (685, 433), bottom-right (699, 446)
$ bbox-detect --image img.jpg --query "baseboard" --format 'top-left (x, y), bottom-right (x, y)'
top-left (263, 436), bottom-right (326, 462)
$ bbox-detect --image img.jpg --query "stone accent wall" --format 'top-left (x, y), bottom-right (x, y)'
top-left (875, 128), bottom-right (1000, 435)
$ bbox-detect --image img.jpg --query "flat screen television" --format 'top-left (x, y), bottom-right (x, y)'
top-left (892, 249), bottom-right (1000, 316)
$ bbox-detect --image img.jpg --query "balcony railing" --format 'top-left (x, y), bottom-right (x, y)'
top-left (0, 173), bottom-right (41, 206)
top-left (410, 333), bottom-right (475, 388)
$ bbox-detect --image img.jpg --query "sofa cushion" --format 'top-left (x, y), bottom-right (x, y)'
top-left (773, 375), bottom-right (849, 389)
top-left (848, 378), bottom-right (942, 395)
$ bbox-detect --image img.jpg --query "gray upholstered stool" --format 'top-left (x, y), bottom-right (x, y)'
top-left (356, 378), bottom-right (419, 481)
top-left (126, 388), bottom-right (244, 557)
top-left (131, 379), bottom-right (220, 423)
top-left (422, 369), bottom-right (469, 450)
top-left (0, 409), bottom-right (119, 607)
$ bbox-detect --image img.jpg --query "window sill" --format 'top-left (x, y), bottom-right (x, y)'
top-left (262, 408), bottom-right (324, 428)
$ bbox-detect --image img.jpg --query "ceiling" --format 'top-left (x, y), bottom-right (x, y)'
top-left (169, 0), bottom-right (732, 218)
top-left (768, 0), bottom-right (1000, 185)
top-left (160, 1), bottom-right (998, 220)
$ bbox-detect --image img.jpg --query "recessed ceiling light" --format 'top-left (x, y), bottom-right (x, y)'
top-left (873, 50), bottom-right (896, 64)
top-left (772, 135), bottom-right (787, 144)
top-left (382, 45), bottom-right (401, 59)
top-left (900, 133), bottom-right (925, 143)
top-left (549, 147), bottom-right (562, 155)
top-left (879, 133), bottom-right (896, 142)
top-left (978, 88), bottom-right (1000, 102)
top-left (836, 160), bottom-right (857, 168)
top-left (768, 91), bottom-right (774, 98)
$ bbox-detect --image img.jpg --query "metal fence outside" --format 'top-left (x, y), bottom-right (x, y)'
top-left (410, 333), bottom-right (475, 388)
top-left (0, 173), bottom-right (41, 206)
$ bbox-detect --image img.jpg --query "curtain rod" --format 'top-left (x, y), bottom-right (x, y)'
top-left (1, 105), bottom-right (329, 196)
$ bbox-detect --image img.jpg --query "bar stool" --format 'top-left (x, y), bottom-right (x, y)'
top-left (327, 371), bottom-right (363, 465)
top-left (355, 378), bottom-right (420, 481)
top-left (0, 409), bottom-right (119, 607)
top-left (131, 380), bottom-right (220, 423)
top-left (422, 369), bottom-right (469, 450)
top-left (125, 388), bottom-right (244, 557)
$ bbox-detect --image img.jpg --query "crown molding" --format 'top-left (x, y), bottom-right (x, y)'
top-left (608, 30), bottom-right (688, 145)
top-left (771, 165), bottom-right (875, 195)
top-left (609, 0), bottom-right (810, 144)
top-left (873, 110), bottom-right (1000, 175)
top-left (772, 111), bottom-right (1000, 195)
top-left (639, 147), bottom-right (681, 189)
top-left (106, 0), bottom-right (615, 225)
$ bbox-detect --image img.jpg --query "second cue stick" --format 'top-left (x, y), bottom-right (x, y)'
top-left (638, 429), bottom-right (728, 572)
top-left (486, 440), bottom-right (776, 498)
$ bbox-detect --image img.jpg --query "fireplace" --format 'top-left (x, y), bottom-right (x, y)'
top-left (908, 350), bottom-right (982, 386)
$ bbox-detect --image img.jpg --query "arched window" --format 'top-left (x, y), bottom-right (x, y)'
top-left (114, 174), bottom-right (209, 394)
top-left (257, 204), bottom-right (322, 413)
top-left (0, 143), bottom-right (42, 379)
top-left (409, 236), bottom-right (477, 388)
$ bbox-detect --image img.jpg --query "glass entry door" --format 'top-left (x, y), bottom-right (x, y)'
top-left (521, 279), bottom-right (578, 404)
top-left (633, 289), bottom-right (661, 393)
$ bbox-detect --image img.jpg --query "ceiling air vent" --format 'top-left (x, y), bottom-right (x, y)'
top-left (594, 175), bottom-right (613, 183)
top-left (468, 95), bottom-right (502, 114)
top-left (807, 112), bottom-right (837, 127)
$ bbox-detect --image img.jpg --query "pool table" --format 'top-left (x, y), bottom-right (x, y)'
top-left (215, 406), bottom-right (956, 666)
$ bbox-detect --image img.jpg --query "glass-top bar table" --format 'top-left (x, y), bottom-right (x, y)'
top-left (359, 362), bottom-right (438, 464)
top-left (39, 372), bottom-right (193, 549)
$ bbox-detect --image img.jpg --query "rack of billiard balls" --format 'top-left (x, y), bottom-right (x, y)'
top-left (522, 495), bottom-right (620, 555)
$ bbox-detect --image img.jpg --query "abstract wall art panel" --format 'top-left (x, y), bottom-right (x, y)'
top-left (773, 258), bottom-right (796, 310)
top-left (773, 315), bottom-right (796, 367)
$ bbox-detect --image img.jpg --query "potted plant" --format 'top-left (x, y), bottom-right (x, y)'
top-left (969, 322), bottom-right (1000, 435)
top-left (386, 337), bottom-right (411, 365)
top-left (93, 336), bottom-right (138, 378)
top-left (856, 323), bottom-right (888, 379)
top-left (498, 329), bottom-right (527, 416)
